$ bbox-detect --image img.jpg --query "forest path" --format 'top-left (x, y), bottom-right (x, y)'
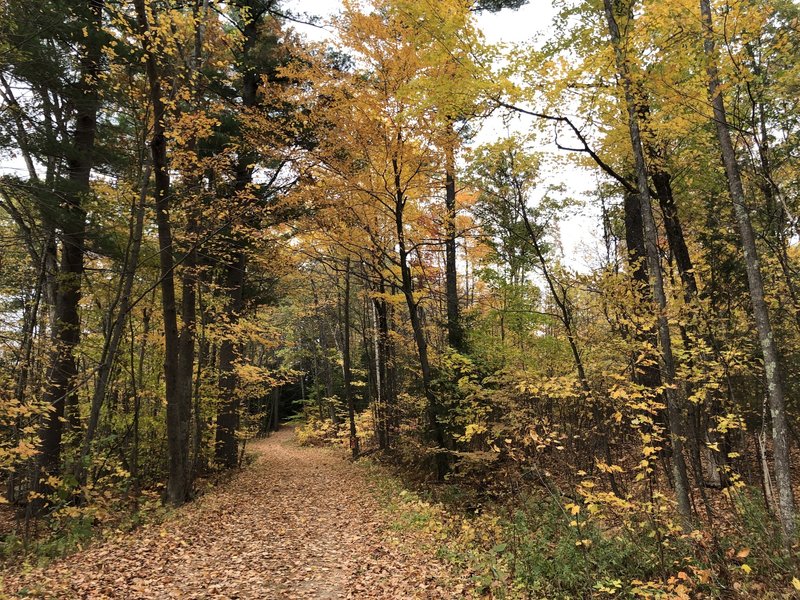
top-left (2, 429), bottom-right (454, 599)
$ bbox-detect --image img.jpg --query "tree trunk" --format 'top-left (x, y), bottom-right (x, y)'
top-left (177, 219), bottom-right (197, 470)
top-left (651, 170), bottom-right (697, 299)
top-left (215, 0), bottom-right (259, 469)
top-left (134, 0), bottom-right (191, 506)
top-left (623, 190), bottom-right (664, 392)
top-left (215, 251), bottom-right (246, 468)
top-left (699, 0), bottom-right (795, 539)
top-left (444, 129), bottom-right (464, 352)
top-left (79, 165), bottom-right (149, 480)
top-left (392, 153), bottom-right (447, 479)
top-left (7, 237), bottom-right (48, 503)
top-left (343, 258), bottom-right (359, 458)
top-left (372, 292), bottom-right (388, 449)
top-left (36, 0), bottom-right (103, 499)
top-left (604, 0), bottom-right (692, 528)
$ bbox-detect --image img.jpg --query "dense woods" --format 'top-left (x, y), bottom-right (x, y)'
top-left (2, 0), bottom-right (800, 596)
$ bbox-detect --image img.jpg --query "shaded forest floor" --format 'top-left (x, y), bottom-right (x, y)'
top-left (0, 429), bottom-right (456, 599)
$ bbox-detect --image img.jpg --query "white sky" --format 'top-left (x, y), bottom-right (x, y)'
top-left (286, 0), bottom-right (603, 272)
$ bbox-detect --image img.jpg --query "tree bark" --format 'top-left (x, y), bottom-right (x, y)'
top-left (215, 250), bottom-right (246, 468)
top-left (214, 0), bottom-right (260, 468)
top-left (134, 0), bottom-right (191, 506)
top-left (36, 0), bottom-right (103, 498)
top-left (699, 0), bottom-right (795, 539)
top-left (392, 151), bottom-right (447, 479)
top-left (444, 128), bottom-right (464, 351)
top-left (371, 274), bottom-right (393, 449)
top-left (343, 258), bottom-right (359, 458)
top-left (650, 170), bottom-right (697, 299)
top-left (603, 0), bottom-right (692, 528)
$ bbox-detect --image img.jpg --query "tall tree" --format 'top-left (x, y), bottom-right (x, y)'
top-left (213, 0), bottom-right (266, 469)
top-left (36, 0), bottom-right (104, 494)
top-left (699, 0), bottom-right (795, 539)
top-left (603, 0), bottom-right (692, 527)
top-left (133, 0), bottom-right (191, 505)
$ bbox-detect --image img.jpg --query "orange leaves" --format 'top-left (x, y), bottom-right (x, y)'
top-left (282, 2), bottom-right (480, 310)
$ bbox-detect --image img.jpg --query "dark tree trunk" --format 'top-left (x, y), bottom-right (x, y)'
top-left (177, 219), bottom-right (198, 469)
top-left (134, 0), bottom-right (191, 506)
top-left (444, 131), bottom-right (464, 352)
top-left (623, 190), bottom-right (662, 390)
top-left (649, 162), bottom-right (717, 511)
top-left (215, 250), bottom-right (246, 468)
top-left (651, 170), bottom-right (697, 299)
top-left (372, 276), bottom-right (393, 449)
top-left (623, 191), bottom-right (649, 287)
top-left (36, 0), bottom-right (103, 498)
top-left (392, 152), bottom-right (447, 479)
top-left (214, 0), bottom-right (259, 468)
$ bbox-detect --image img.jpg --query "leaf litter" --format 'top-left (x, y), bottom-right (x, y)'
top-left (2, 429), bottom-right (457, 599)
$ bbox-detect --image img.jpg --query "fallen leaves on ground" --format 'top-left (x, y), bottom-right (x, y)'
top-left (1, 430), bottom-right (458, 599)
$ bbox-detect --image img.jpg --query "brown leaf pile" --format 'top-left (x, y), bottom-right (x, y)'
top-left (1, 430), bottom-right (458, 599)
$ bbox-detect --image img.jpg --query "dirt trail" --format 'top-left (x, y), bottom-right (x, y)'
top-left (2, 430), bottom-right (455, 599)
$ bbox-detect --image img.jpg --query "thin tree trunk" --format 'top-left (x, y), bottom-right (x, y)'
top-left (79, 165), bottom-right (149, 478)
top-left (134, 0), bottom-right (191, 506)
top-left (758, 395), bottom-right (778, 515)
top-left (392, 152), bottom-right (447, 479)
top-left (371, 289), bottom-right (387, 449)
top-left (7, 237), bottom-right (49, 503)
top-left (343, 257), bottom-right (359, 457)
top-left (177, 217), bottom-right (198, 473)
top-left (191, 278), bottom-right (211, 479)
top-left (444, 128), bottom-right (464, 351)
top-left (517, 189), bottom-right (621, 498)
top-left (699, 0), bottom-right (795, 539)
top-left (604, 0), bottom-right (692, 528)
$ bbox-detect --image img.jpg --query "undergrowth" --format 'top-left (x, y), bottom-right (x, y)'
top-left (364, 464), bottom-right (800, 598)
top-left (299, 417), bottom-right (800, 598)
